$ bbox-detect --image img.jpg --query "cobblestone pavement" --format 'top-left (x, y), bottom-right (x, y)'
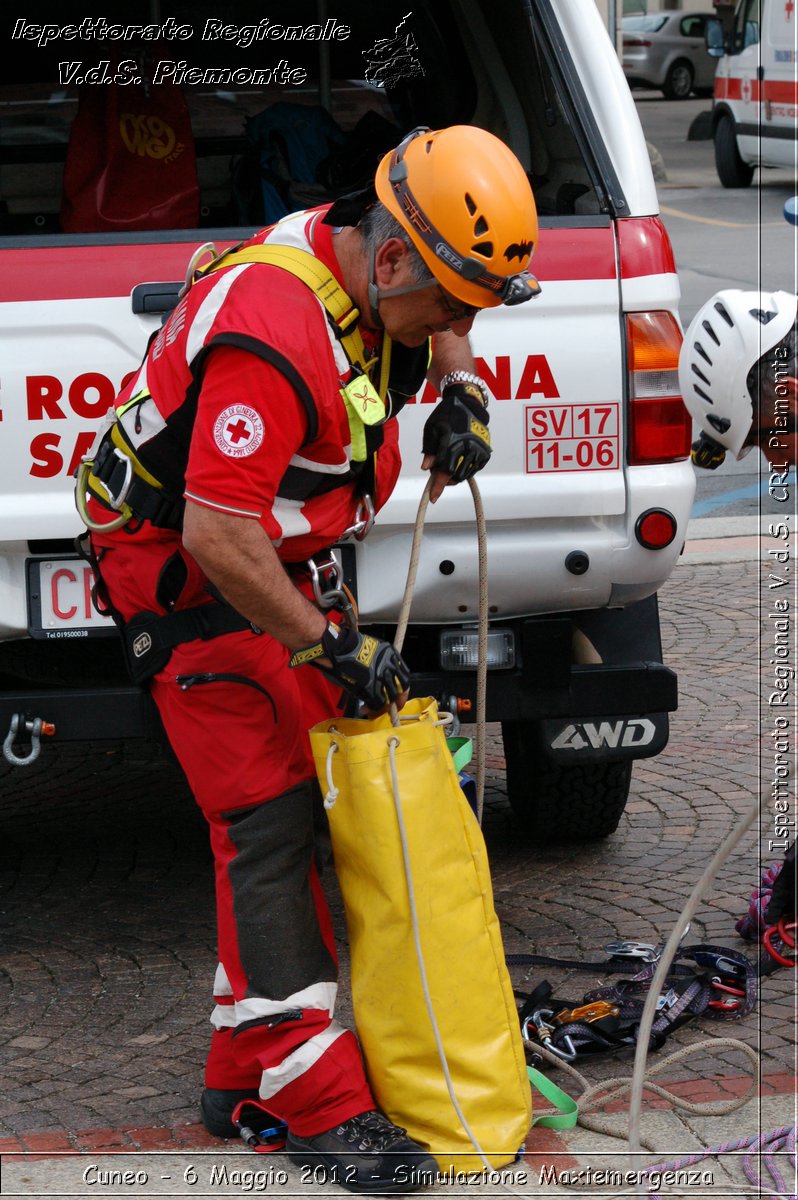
top-left (0, 557), bottom-right (794, 1185)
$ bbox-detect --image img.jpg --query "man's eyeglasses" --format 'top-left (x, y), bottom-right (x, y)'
top-left (436, 287), bottom-right (480, 323)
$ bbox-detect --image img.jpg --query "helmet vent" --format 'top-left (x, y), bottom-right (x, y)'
top-left (702, 320), bottom-right (720, 347)
top-left (691, 364), bottom-right (711, 386)
top-left (708, 414), bottom-right (731, 434)
top-left (474, 215), bottom-right (488, 236)
top-left (694, 342), bottom-right (712, 366)
top-left (472, 241), bottom-right (494, 257)
top-left (714, 301), bottom-right (734, 327)
top-left (752, 307), bottom-right (777, 325)
top-left (694, 385), bottom-right (713, 405)
top-left (465, 193), bottom-right (477, 215)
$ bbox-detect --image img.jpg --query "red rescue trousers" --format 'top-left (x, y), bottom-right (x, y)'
top-left (94, 538), bottom-right (375, 1136)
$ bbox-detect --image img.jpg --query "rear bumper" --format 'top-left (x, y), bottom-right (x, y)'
top-left (410, 659), bottom-right (677, 724)
top-left (0, 685), bottom-right (159, 749)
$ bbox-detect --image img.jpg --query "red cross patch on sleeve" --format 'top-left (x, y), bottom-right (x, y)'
top-left (213, 404), bottom-right (266, 458)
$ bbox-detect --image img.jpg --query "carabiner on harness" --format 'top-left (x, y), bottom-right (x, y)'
top-left (340, 494), bottom-right (375, 542)
top-left (74, 460), bottom-right (130, 533)
top-left (181, 241), bottom-right (219, 295)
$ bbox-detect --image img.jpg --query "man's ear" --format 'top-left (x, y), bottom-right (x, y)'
top-left (373, 237), bottom-right (409, 286)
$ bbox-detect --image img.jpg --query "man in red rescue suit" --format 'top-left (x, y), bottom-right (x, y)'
top-left (81, 125), bottom-right (539, 1191)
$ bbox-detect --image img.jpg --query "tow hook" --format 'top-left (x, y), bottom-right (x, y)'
top-left (3, 714), bottom-right (56, 767)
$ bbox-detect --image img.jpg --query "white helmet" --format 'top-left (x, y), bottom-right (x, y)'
top-left (678, 289), bottom-right (797, 468)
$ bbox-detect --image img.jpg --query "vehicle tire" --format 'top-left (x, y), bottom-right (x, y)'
top-left (714, 114), bottom-right (754, 188)
top-left (502, 720), bottom-right (633, 843)
top-left (662, 59), bottom-right (694, 99)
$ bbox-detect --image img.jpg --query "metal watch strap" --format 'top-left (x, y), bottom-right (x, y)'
top-left (438, 370), bottom-right (490, 407)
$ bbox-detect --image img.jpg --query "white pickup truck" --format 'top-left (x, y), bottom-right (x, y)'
top-left (0, 0), bottom-right (695, 840)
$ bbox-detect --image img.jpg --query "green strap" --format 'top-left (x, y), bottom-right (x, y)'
top-left (528, 1067), bottom-right (579, 1129)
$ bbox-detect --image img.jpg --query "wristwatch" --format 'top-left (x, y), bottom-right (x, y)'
top-left (438, 370), bottom-right (490, 408)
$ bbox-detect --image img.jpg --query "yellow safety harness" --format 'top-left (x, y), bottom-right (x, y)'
top-left (76, 242), bottom-right (409, 534)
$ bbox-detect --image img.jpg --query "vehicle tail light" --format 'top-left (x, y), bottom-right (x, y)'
top-left (623, 37), bottom-right (652, 47)
top-left (626, 311), bottom-right (692, 465)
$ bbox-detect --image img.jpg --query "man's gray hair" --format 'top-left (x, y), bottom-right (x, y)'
top-left (359, 201), bottom-right (429, 283)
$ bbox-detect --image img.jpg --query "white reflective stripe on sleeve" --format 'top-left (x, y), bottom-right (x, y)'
top-left (288, 452), bottom-right (351, 474)
top-left (184, 490), bottom-right (263, 519)
top-left (258, 1023), bottom-right (347, 1101)
top-left (185, 264), bottom-right (251, 365)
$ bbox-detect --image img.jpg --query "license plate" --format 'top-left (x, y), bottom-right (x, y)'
top-left (27, 557), bottom-right (116, 639)
top-left (525, 402), bottom-right (620, 473)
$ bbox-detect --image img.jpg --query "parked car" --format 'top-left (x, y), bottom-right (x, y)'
top-left (622, 12), bottom-right (717, 98)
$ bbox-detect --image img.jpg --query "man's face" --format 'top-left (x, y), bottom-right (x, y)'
top-left (373, 240), bottom-right (479, 346)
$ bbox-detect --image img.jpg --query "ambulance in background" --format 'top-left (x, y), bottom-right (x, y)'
top-left (708, 0), bottom-right (798, 187)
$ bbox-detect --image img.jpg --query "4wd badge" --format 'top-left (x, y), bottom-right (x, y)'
top-left (551, 718), bottom-right (656, 751)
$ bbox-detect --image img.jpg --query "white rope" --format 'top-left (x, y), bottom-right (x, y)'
top-left (323, 741), bottom-right (339, 809)
top-left (393, 476), bottom-right (489, 821)
top-left (626, 796), bottom-right (759, 1170)
top-left (468, 476), bottom-right (489, 822)
top-left (393, 477), bottom-right (432, 657)
top-left (514, 796), bottom-right (762, 1193)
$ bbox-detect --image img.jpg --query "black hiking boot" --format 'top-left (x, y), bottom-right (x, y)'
top-left (287, 1109), bottom-right (438, 1193)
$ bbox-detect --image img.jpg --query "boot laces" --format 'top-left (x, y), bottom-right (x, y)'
top-left (339, 1110), bottom-right (409, 1152)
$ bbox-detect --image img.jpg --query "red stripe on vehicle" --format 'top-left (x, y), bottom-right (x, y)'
top-left (0, 242), bottom-right (230, 302)
top-left (0, 218), bottom-right (676, 303)
top-left (716, 77), bottom-right (798, 103)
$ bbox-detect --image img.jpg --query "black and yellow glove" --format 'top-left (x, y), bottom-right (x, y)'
top-left (289, 621), bottom-right (410, 710)
top-left (422, 381), bottom-right (492, 483)
top-left (691, 432), bottom-right (726, 470)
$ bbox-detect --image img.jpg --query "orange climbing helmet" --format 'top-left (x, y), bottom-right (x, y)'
top-left (375, 125), bottom-right (540, 309)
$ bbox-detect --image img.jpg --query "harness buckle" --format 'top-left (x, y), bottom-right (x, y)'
top-left (105, 447), bottom-right (134, 509)
top-left (701, 954), bottom-right (746, 979)
top-left (605, 940), bottom-right (658, 963)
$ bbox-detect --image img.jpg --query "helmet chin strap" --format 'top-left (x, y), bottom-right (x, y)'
top-left (366, 242), bottom-right (437, 328)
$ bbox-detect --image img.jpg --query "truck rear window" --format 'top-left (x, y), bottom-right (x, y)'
top-left (0, 1), bottom-right (604, 240)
